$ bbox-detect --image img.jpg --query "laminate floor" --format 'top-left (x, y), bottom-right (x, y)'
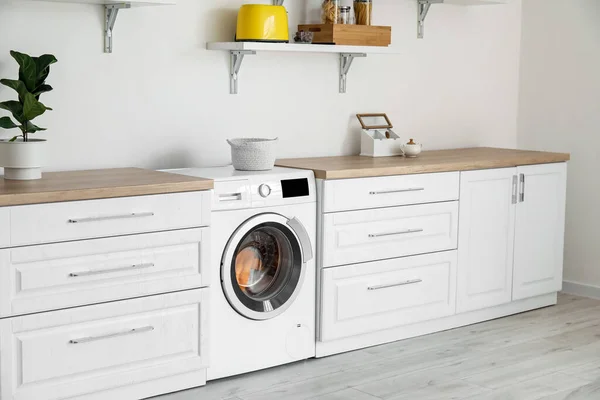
top-left (153, 294), bottom-right (600, 400)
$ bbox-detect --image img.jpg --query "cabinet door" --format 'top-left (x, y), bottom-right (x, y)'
top-left (0, 207), bottom-right (8, 248)
top-left (513, 163), bottom-right (567, 300)
top-left (457, 168), bottom-right (517, 313)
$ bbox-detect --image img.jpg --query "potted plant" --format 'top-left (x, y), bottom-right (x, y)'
top-left (0, 50), bottom-right (57, 180)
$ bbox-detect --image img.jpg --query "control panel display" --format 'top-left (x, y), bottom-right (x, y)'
top-left (281, 178), bottom-right (309, 198)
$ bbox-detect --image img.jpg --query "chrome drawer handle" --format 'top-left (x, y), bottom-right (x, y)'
top-left (369, 188), bottom-right (425, 195)
top-left (69, 326), bottom-right (154, 345)
top-left (519, 173), bottom-right (526, 203)
top-left (368, 279), bottom-right (423, 291)
top-left (68, 212), bottom-right (155, 224)
top-left (369, 228), bottom-right (424, 238)
top-left (69, 263), bottom-right (154, 278)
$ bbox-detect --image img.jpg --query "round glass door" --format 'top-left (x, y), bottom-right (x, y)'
top-left (221, 213), bottom-right (306, 320)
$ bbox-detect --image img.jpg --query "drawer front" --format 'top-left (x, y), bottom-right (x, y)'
top-left (320, 251), bottom-right (457, 341)
top-left (322, 201), bottom-right (458, 267)
top-left (322, 172), bottom-right (459, 213)
top-left (0, 207), bottom-right (8, 248)
top-left (0, 228), bottom-right (209, 318)
top-left (9, 191), bottom-right (210, 246)
top-left (0, 289), bottom-right (208, 400)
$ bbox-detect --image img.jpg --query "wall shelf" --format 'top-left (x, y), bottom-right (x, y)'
top-left (26, 0), bottom-right (175, 7)
top-left (206, 42), bottom-right (399, 95)
top-left (417, 0), bottom-right (507, 39)
top-left (26, 0), bottom-right (175, 53)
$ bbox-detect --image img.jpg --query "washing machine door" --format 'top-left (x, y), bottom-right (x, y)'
top-left (221, 213), bottom-right (313, 321)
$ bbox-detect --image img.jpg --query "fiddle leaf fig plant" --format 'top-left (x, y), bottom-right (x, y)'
top-left (0, 51), bottom-right (57, 142)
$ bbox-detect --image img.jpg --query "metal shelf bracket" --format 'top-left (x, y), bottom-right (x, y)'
top-left (339, 53), bottom-right (366, 93)
top-left (230, 50), bottom-right (256, 94)
top-left (105, 3), bottom-right (131, 53)
top-left (417, 0), bottom-right (443, 39)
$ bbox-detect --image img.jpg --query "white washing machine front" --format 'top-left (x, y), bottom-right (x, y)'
top-left (208, 203), bottom-right (317, 381)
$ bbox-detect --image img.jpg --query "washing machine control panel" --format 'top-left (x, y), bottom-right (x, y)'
top-left (250, 176), bottom-right (314, 207)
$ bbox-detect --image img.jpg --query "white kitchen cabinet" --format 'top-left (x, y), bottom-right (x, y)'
top-left (0, 169), bottom-right (212, 399)
top-left (457, 163), bottom-right (567, 309)
top-left (0, 228), bottom-right (209, 318)
top-left (513, 163), bottom-right (567, 300)
top-left (0, 208), bottom-right (8, 248)
top-left (320, 251), bottom-right (457, 341)
top-left (321, 172), bottom-right (459, 213)
top-left (457, 168), bottom-right (516, 313)
top-left (322, 201), bottom-right (459, 267)
top-left (9, 191), bottom-right (210, 246)
top-left (0, 289), bottom-right (208, 400)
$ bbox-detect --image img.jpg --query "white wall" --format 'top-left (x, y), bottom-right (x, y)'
top-left (517, 0), bottom-right (600, 288)
top-left (0, 0), bottom-right (521, 172)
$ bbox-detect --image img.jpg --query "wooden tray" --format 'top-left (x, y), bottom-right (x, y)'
top-left (298, 24), bottom-right (391, 47)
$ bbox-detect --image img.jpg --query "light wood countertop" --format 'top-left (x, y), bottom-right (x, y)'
top-left (275, 147), bottom-right (571, 180)
top-left (0, 168), bottom-right (213, 207)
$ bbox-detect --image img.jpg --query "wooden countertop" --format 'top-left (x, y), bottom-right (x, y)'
top-left (275, 147), bottom-right (571, 180)
top-left (0, 168), bottom-right (213, 207)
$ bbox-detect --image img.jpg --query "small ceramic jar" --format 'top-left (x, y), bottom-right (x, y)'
top-left (402, 139), bottom-right (422, 158)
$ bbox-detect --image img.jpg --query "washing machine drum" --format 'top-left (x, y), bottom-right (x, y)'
top-left (221, 213), bottom-right (312, 321)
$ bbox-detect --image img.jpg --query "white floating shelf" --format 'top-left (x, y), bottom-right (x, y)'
top-left (23, 0), bottom-right (175, 52)
top-left (443, 0), bottom-right (507, 4)
top-left (206, 42), bottom-right (399, 95)
top-left (27, 0), bottom-right (175, 6)
top-left (206, 42), bottom-right (400, 55)
top-left (417, 0), bottom-right (507, 38)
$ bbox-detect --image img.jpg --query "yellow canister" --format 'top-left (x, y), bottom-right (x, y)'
top-left (236, 5), bottom-right (289, 43)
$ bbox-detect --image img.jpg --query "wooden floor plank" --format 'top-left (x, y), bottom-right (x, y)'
top-left (464, 372), bottom-right (592, 400)
top-left (309, 388), bottom-right (383, 400)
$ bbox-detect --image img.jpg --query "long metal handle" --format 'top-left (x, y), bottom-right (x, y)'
top-left (369, 188), bottom-right (425, 195)
top-left (512, 175), bottom-right (518, 204)
top-left (69, 263), bottom-right (154, 278)
top-left (69, 326), bottom-right (154, 345)
top-left (68, 212), bottom-right (154, 224)
top-left (368, 279), bottom-right (423, 291)
top-left (369, 228), bottom-right (424, 238)
top-left (519, 173), bottom-right (525, 203)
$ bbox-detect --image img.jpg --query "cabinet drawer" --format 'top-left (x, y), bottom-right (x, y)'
top-left (0, 228), bottom-right (209, 318)
top-left (0, 289), bottom-right (208, 400)
top-left (322, 172), bottom-right (459, 213)
top-left (0, 207), bottom-right (8, 248)
top-left (9, 191), bottom-right (210, 246)
top-left (320, 251), bottom-right (457, 341)
top-left (322, 201), bottom-right (458, 267)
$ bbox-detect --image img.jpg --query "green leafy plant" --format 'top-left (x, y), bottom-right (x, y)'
top-left (0, 50), bottom-right (57, 142)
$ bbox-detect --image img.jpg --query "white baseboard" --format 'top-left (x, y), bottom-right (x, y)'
top-left (562, 280), bottom-right (600, 299)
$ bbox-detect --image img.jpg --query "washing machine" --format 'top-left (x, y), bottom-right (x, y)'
top-left (167, 166), bottom-right (316, 380)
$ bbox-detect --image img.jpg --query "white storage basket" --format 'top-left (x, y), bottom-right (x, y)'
top-left (227, 138), bottom-right (278, 171)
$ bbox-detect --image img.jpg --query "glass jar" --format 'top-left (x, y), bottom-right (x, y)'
top-left (354, 0), bottom-right (372, 25)
top-left (322, 0), bottom-right (340, 24)
top-left (339, 6), bottom-right (351, 24)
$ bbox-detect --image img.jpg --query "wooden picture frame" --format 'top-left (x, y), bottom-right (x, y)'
top-left (356, 113), bottom-right (393, 130)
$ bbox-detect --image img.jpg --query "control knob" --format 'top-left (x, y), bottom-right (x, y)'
top-left (258, 184), bottom-right (272, 198)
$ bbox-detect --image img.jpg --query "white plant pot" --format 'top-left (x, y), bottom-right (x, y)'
top-left (0, 139), bottom-right (46, 180)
